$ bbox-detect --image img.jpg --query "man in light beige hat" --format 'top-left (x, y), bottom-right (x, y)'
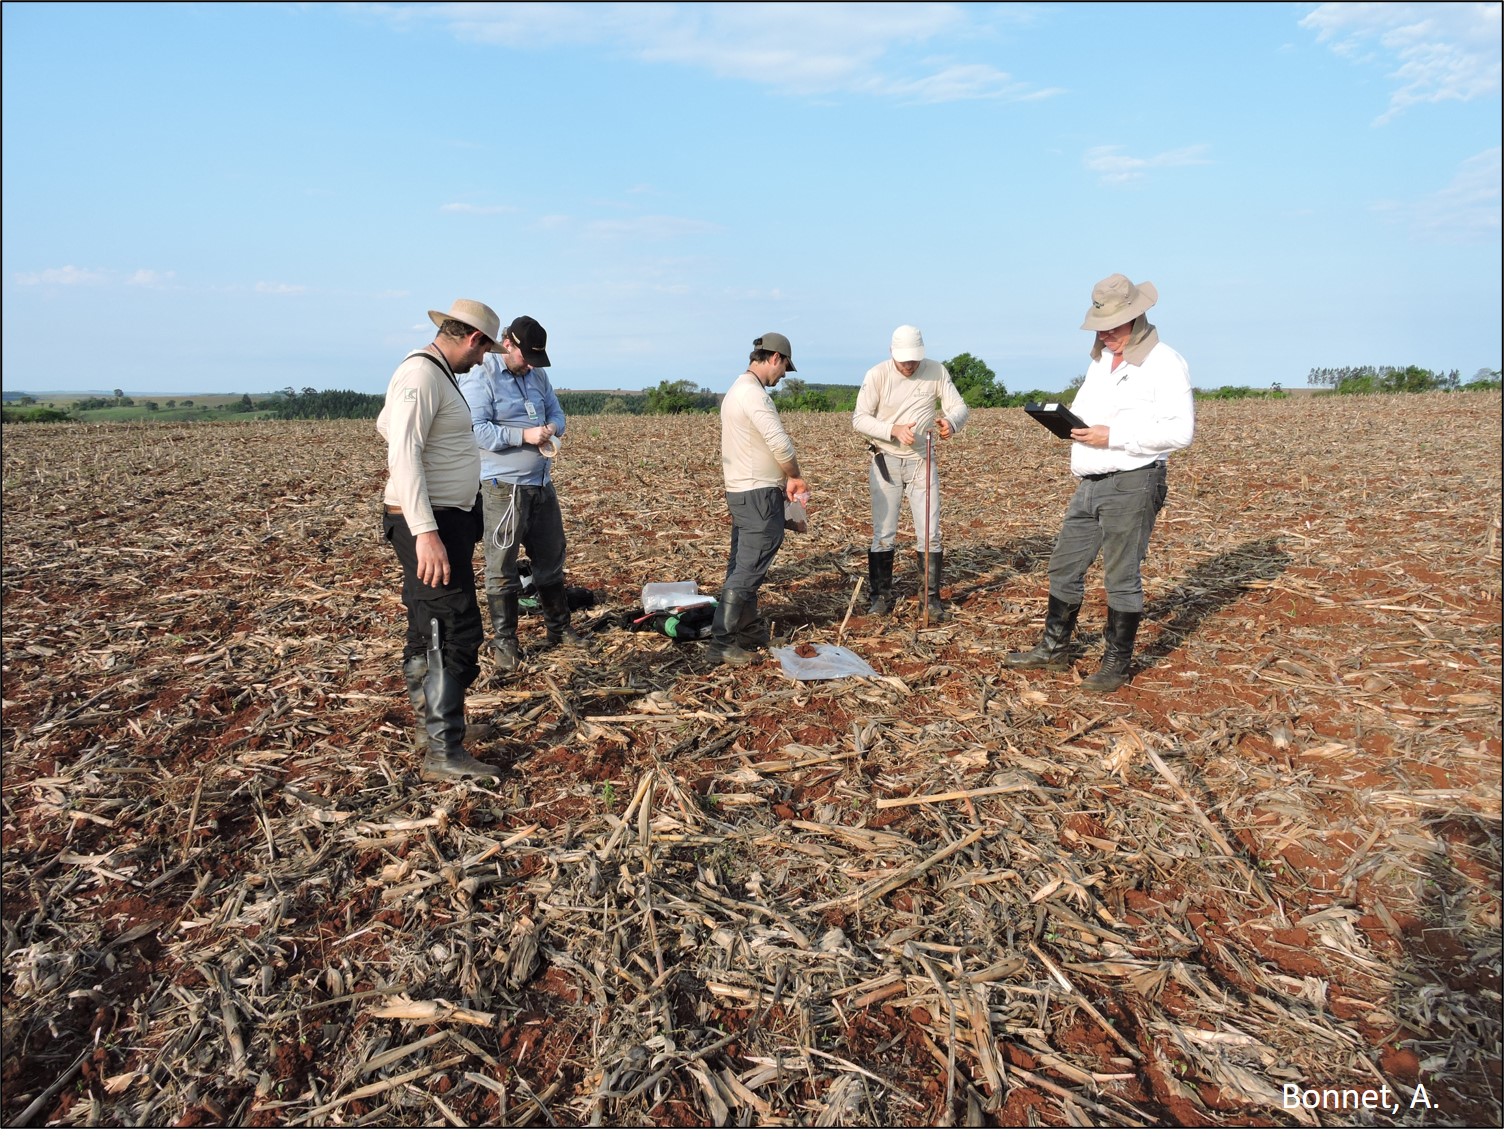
top-left (852, 324), bottom-right (969, 619)
top-left (707, 332), bottom-right (808, 666)
top-left (378, 300), bottom-right (506, 780)
top-left (1003, 274), bottom-right (1194, 692)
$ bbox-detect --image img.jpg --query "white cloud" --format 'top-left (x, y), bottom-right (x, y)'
top-left (440, 201), bottom-right (516, 214)
top-left (1372, 146), bottom-right (1502, 243)
top-left (364, 2), bottom-right (1057, 104)
top-left (1083, 144), bottom-right (1212, 186)
top-left (13, 265), bottom-right (110, 286)
top-left (584, 215), bottom-right (721, 241)
top-left (855, 62), bottom-right (1064, 105)
top-left (255, 281), bottom-right (307, 294)
top-left (1299, 2), bottom-right (1501, 123)
top-left (125, 269), bottom-right (176, 288)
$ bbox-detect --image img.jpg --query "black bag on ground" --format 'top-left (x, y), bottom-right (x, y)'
top-left (626, 602), bottom-right (718, 641)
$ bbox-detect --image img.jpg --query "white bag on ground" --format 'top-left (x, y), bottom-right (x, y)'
top-left (772, 644), bottom-right (877, 681)
top-left (642, 581), bottom-right (717, 613)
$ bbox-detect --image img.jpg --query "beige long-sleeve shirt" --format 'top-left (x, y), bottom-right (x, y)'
top-left (720, 371), bottom-right (798, 493)
top-left (377, 351), bottom-right (481, 535)
top-left (852, 358), bottom-right (970, 457)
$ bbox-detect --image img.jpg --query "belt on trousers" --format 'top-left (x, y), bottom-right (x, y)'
top-left (384, 504), bottom-right (467, 514)
top-left (1080, 459), bottom-right (1165, 482)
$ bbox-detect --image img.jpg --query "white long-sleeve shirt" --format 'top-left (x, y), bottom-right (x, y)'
top-left (720, 372), bottom-right (797, 493)
top-left (377, 351), bottom-right (481, 534)
top-left (1068, 341), bottom-right (1194, 478)
top-left (852, 358), bottom-right (969, 456)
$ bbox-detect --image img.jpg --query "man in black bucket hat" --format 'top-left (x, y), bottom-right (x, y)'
top-left (1003, 274), bottom-right (1194, 692)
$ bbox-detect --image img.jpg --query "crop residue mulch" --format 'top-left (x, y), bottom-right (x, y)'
top-left (2, 393), bottom-right (1499, 1126)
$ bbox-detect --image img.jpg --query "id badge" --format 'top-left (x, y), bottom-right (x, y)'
top-left (524, 400), bottom-right (539, 421)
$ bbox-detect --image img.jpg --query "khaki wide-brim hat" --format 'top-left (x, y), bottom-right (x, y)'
top-left (428, 299), bottom-right (505, 346)
top-left (1081, 274), bottom-right (1157, 331)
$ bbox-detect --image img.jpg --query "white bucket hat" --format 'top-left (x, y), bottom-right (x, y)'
top-left (427, 299), bottom-right (505, 346)
top-left (891, 325), bottom-right (925, 363)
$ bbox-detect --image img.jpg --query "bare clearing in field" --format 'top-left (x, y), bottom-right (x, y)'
top-left (2, 393), bottom-right (1500, 1127)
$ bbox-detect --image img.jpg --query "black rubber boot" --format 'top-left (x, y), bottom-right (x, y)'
top-left (736, 593), bottom-right (769, 650)
top-left (404, 655), bottom-right (493, 751)
top-left (1080, 608), bottom-right (1142, 693)
top-left (1003, 595), bottom-right (1081, 672)
top-left (923, 551), bottom-right (946, 621)
top-left (866, 550), bottom-right (895, 615)
top-left (488, 592), bottom-right (522, 674)
top-left (706, 589), bottom-right (758, 666)
top-left (421, 665), bottom-right (502, 781)
top-left (538, 582), bottom-right (588, 648)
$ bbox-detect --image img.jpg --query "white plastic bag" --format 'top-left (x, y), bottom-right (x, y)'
top-left (641, 581), bottom-right (717, 614)
top-left (784, 499), bottom-right (808, 533)
top-left (771, 644), bottom-right (877, 681)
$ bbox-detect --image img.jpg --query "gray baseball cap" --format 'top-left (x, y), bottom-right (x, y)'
top-left (753, 332), bottom-right (796, 371)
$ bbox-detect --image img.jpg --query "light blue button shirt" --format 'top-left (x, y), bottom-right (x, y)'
top-left (458, 357), bottom-right (567, 486)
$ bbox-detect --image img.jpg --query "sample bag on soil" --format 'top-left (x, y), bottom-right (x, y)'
top-left (771, 643), bottom-right (877, 680)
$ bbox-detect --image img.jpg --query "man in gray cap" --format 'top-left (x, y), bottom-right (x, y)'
top-left (707, 333), bottom-right (808, 667)
top-left (378, 299), bottom-right (506, 780)
top-left (1003, 274), bottom-right (1194, 692)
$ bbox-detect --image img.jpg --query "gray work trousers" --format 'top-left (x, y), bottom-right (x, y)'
top-left (480, 479), bottom-right (567, 599)
top-left (868, 451), bottom-right (941, 553)
top-left (1046, 462), bottom-right (1168, 614)
top-left (722, 486), bottom-right (786, 596)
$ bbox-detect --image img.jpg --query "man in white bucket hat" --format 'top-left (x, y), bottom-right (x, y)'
top-left (1003, 274), bottom-right (1194, 692)
top-left (852, 324), bottom-right (969, 620)
top-left (378, 299), bottom-right (506, 781)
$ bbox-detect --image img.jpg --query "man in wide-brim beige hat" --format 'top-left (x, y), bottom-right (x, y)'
top-left (377, 299), bottom-right (508, 782)
top-left (1080, 273), bottom-right (1157, 331)
top-left (1003, 273), bottom-right (1194, 694)
top-left (427, 299), bottom-right (507, 349)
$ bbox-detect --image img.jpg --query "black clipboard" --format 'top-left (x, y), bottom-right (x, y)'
top-left (1024, 402), bottom-right (1087, 440)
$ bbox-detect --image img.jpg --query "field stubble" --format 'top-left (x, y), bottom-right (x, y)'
top-left (2, 394), bottom-right (1499, 1126)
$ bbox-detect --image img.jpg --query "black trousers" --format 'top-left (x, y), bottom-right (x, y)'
top-left (382, 501), bottom-right (485, 686)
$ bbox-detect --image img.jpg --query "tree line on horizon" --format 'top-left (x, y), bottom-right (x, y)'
top-left (4, 361), bottom-right (1498, 424)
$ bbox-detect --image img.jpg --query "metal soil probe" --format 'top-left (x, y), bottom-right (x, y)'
top-left (921, 425), bottom-right (933, 627)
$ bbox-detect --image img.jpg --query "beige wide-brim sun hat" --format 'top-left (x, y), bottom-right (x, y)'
top-left (428, 299), bottom-right (505, 346)
top-left (1081, 275), bottom-right (1158, 331)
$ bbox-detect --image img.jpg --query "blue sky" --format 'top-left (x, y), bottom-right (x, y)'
top-left (2, 2), bottom-right (1499, 396)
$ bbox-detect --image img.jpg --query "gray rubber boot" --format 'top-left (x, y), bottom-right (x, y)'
top-left (706, 589), bottom-right (758, 666)
top-left (538, 582), bottom-right (588, 647)
top-left (488, 592), bottom-right (522, 674)
top-left (866, 550), bottom-right (895, 615)
top-left (1003, 595), bottom-right (1081, 672)
top-left (421, 665), bottom-right (502, 781)
top-left (1081, 609), bottom-right (1142, 693)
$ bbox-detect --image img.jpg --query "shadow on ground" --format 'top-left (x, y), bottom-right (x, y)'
top-left (1138, 537), bottom-right (1292, 667)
